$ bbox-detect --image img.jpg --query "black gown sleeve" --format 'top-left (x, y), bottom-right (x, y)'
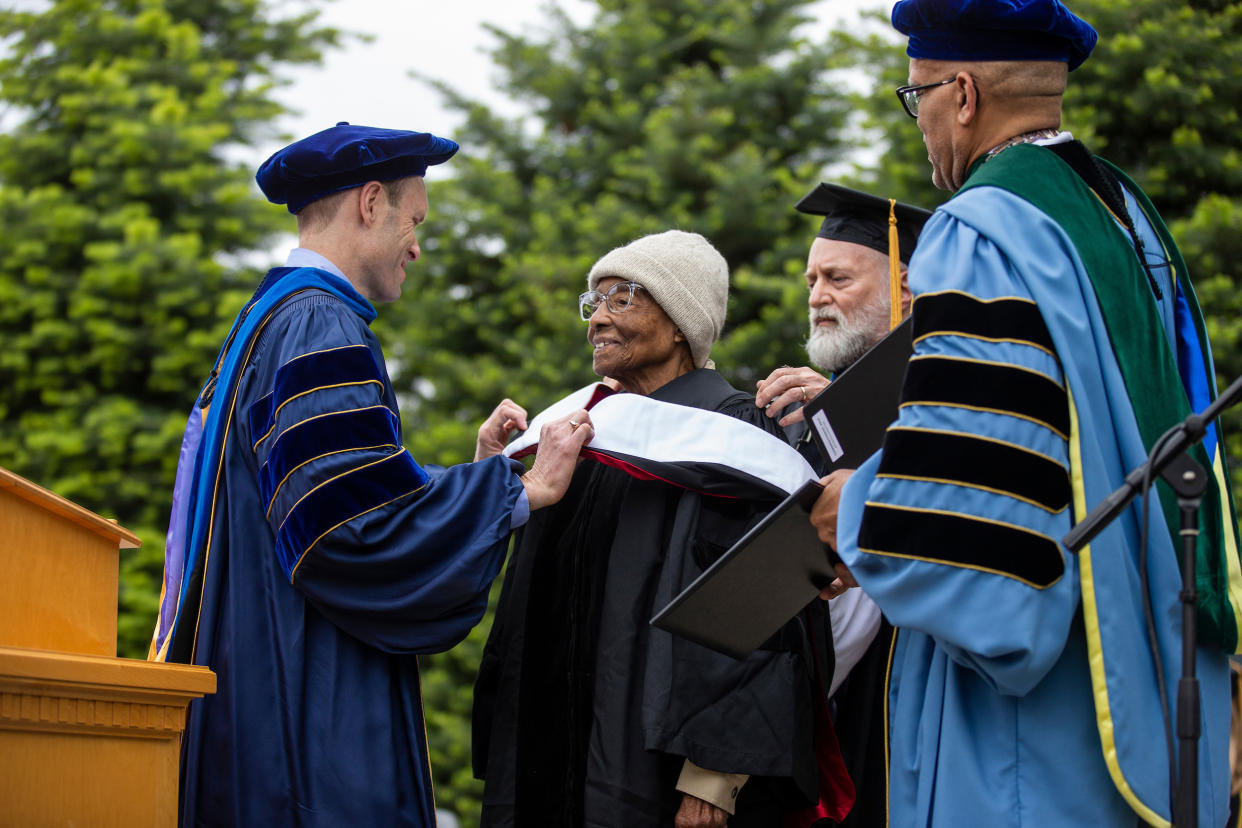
top-left (640, 386), bottom-right (821, 809)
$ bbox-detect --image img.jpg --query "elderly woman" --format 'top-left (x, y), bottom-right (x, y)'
top-left (472, 231), bottom-right (831, 828)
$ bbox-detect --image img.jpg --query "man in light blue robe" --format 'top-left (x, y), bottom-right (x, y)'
top-left (811, 2), bottom-right (1242, 826)
top-left (149, 123), bottom-right (592, 826)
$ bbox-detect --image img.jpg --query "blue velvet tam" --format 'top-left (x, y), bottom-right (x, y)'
top-left (892, 0), bottom-right (1098, 71)
top-left (256, 122), bottom-right (459, 213)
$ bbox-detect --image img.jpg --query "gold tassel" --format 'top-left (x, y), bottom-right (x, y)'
top-left (888, 198), bottom-right (901, 330)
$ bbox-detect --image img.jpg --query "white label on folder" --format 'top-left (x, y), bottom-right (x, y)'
top-left (811, 409), bottom-right (844, 462)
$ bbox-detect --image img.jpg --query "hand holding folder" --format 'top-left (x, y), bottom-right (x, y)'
top-left (651, 319), bottom-right (913, 659)
top-left (801, 316), bottom-right (912, 472)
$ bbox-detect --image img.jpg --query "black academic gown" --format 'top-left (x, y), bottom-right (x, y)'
top-left (788, 410), bottom-right (895, 828)
top-left (473, 369), bottom-right (829, 828)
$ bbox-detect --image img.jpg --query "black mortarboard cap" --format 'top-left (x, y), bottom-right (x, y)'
top-left (795, 183), bottom-right (932, 263)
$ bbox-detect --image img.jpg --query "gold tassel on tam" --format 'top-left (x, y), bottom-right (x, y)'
top-left (887, 198), bottom-right (902, 330)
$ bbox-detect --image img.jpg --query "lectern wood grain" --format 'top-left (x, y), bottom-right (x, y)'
top-left (0, 468), bottom-right (139, 656)
top-left (0, 466), bottom-right (214, 827)
top-left (0, 647), bottom-right (215, 828)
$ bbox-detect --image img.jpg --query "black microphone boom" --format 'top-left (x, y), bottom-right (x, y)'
top-left (1063, 371), bottom-right (1242, 555)
top-left (1062, 370), bottom-right (1242, 827)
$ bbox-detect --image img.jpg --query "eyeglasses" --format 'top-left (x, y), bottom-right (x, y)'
top-left (579, 281), bottom-right (646, 321)
top-left (895, 77), bottom-right (956, 119)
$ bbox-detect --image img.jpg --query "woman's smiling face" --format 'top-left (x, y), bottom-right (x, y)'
top-left (587, 276), bottom-right (686, 394)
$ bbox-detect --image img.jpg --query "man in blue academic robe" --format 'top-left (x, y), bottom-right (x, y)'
top-left (148, 123), bottom-right (592, 826)
top-left (810, 2), bottom-right (1242, 826)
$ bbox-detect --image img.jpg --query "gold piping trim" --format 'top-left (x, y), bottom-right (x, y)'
top-left (908, 353), bottom-right (1065, 389)
top-left (897, 401), bottom-right (1069, 442)
top-left (858, 546), bottom-right (1062, 590)
top-left (258, 404), bottom-right (396, 475)
top-left (859, 502), bottom-right (1065, 589)
top-left (875, 473), bottom-right (1068, 515)
top-left (862, 501), bottom-right (1055, 539)
top-left (251, 380), bottom-right (385, 451)
top-left (1088, 188), bottom-right (1126, 228)
top-left (417, 661), bottom-right (438, 821)
top-left (914, 289), bottom-right (1037, 307)
top-left (279, 342), bottom-right (370, 369)
top-left (1211, 447), bottom-right (1242, 651)
top-left (266, 444), bottom-right (398, 519)
top-left (277, 449), bottom-right (410, 536)
top-left (886, 425), bottom-right (1065, 466)
top-left (882, 627), bottom-right (897, 828)
top-left (912, 330), bottom-right (1057, 359)
top-left (190, 288), bottom-right (316, 662)
top-left (247, 344), bottom-right (373, 411)
top-left (289, 483), bottom-right (428, 582)
top-left (1071, 386), bottom-right (1170, 827)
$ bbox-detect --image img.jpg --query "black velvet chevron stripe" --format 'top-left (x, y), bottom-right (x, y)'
top-left (275, 450), bottom-right (429, 580)
top-left (877, 428), bottom-right (1070, 512)
top-left (248, 345), bottom-right (382, 446)
top-left (901, 356), bottom-right (1070, 438)
top-left (859, 503), bottom-right (1065, 587)
top-left (258, 405), bottom-right (401, 509)
top-left (913, 292), bottom-right (1056, 353)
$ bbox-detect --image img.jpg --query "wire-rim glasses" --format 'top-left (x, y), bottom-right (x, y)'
top-left (895, 77), bottom-right (955, 119)
top-left (579, 281), bottom-right (646, 321)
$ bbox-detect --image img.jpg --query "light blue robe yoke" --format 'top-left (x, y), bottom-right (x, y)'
top-left (837, 181), bottom-right (1231, 827)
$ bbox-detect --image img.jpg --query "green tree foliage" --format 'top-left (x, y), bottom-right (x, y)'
top-left (7, 0), bottom-right (1239, 823)
top-left (392, 1), bottom-right (856, 820)
top-left (824, 11), bottom-right (948, 210)
top-left (1062, 1), bottom-right (1242, 466)
top-left (832, 0), bottom-right (1242, 477)
top-left (0, 0), bottom-right (340, 657)
top-left (386, 0), bottom-right (855, 465)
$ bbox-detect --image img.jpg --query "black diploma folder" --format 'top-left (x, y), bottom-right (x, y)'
top-left (651, 318), bottom-right (914, 659)
top-left (801, 315), bottom-right (913, 470)
top-left (650, 479), bottom-right (830, 659)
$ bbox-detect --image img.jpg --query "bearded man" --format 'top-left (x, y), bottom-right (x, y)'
top-left (755, 184), bottom-right (929, 434)
top-left (754, 184), bottom-right (930, 828)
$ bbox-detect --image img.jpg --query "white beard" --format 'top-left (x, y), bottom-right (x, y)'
top-left (804, 292), bottom-right (891, 374)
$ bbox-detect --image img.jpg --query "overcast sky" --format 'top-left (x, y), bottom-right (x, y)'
top-left (256, 0), bottom-right (890, 166)
top-left (3, 0), bottom-right (892, 159)
top-left (4, 0), bottom-right (893, 171)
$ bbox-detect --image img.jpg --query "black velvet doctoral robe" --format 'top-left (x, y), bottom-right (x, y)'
top-left (473, 369), bottom-right (830, 828)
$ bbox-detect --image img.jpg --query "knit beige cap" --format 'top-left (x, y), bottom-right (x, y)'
top-left (587, 230), bottom-right (729, 369)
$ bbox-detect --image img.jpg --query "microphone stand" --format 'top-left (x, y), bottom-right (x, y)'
top-left (1063, 372), bottom-right (1242, 828)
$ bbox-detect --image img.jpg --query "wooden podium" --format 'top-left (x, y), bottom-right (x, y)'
top-left (0, 467), bottom-right (215, 827)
